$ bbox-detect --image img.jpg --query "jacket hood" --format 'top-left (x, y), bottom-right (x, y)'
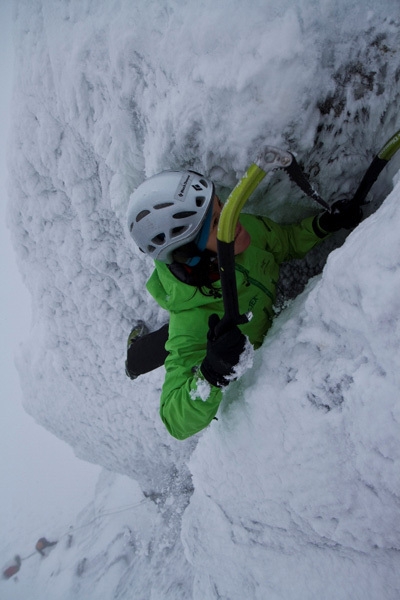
top-left (146, 260), bottom-right (221, 312)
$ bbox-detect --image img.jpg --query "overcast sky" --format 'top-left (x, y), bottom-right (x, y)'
top-left (0, 1), bottom-right (101, 557)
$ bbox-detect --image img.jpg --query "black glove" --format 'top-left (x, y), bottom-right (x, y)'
top-left (200, 314), bottom-right (246, 388)
top-left (315, 199), bottom-right (363, 235)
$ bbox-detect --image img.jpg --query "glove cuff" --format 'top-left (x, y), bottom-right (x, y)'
top-left (312, 215), bottom-right (331, 238)
top-left (200, 357), bottom-right (230, 388)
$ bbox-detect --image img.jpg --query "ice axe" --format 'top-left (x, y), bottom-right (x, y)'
top-left (351, 128), bottom-right (400, 206)
top-left (216, 129), bottom-right (400, 336)
top-left (216, 146), bottom-right (293, 336)
top-left (285, 129), bottom-right (400, 210)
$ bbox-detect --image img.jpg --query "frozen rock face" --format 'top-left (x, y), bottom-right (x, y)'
top-left (182, 180), bottom-right (400, 599)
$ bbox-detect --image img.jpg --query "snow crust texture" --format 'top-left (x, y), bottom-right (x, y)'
top-left (184, 187), bottom-right (400, 599)
top-left (5, 0), bottom-right (400, 598)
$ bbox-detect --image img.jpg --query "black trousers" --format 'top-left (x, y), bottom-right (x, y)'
top-left (126, 324), bottom-right (169, 378)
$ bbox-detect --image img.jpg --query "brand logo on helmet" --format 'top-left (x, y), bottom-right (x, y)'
top-left (177, 174), bottom-right (192, 198)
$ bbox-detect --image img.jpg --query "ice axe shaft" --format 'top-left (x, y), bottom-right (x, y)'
top-left (216, 147), bottom-right (292, 335)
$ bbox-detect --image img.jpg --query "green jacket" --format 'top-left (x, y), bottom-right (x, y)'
top-left (146, 213), bottom-right (326, 440)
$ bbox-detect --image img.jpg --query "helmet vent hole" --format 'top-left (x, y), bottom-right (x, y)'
top-left (154, 202), bottom-right (174, 209)
top-left (171, 225), bottom-right (189, 238)
top-left (147, 244), bottom-right (156, 253)
top-left (151, 233), bottom-right (166, 246)
top-left (199, 179), bottom-right (208, 188)
top-left (173, 211), bottom-right (197, 219)
top-left (195, 196), bottom-right (206, 207)
top-left (130, 222), bottom-right (134, 232)
top-left (136, 209), bottom-right (150, 222)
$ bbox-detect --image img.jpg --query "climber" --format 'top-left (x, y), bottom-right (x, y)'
top-left (125, 169), bottom-right (361, 440)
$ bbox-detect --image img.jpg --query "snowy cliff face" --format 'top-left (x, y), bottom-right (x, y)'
top-left (6, 0), bottom-right (400, 598)
top-left (183, 181), bottom-right (400, 598)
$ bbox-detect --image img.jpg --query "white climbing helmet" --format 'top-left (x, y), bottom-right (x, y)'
top-left (127, 170), bottom-right (214, 263)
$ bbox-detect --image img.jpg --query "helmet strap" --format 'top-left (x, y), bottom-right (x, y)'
top-left (185, 201), bottom-right (213, 266)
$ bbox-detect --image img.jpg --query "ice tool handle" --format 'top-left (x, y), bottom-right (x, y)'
top-left (285, 128), bottom-right (400, 209)
top-left (216, 147), bottom-right (292, 336)
top-left (351, 128), bottom-right (400, 205)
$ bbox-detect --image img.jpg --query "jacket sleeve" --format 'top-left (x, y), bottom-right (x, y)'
top-left (159, 312), bottom-right (224, 440)
top-left (242, 214), bottom-right (328, 264)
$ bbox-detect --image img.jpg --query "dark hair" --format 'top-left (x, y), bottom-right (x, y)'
top-left (168, 250), bottom-right (222, 298)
